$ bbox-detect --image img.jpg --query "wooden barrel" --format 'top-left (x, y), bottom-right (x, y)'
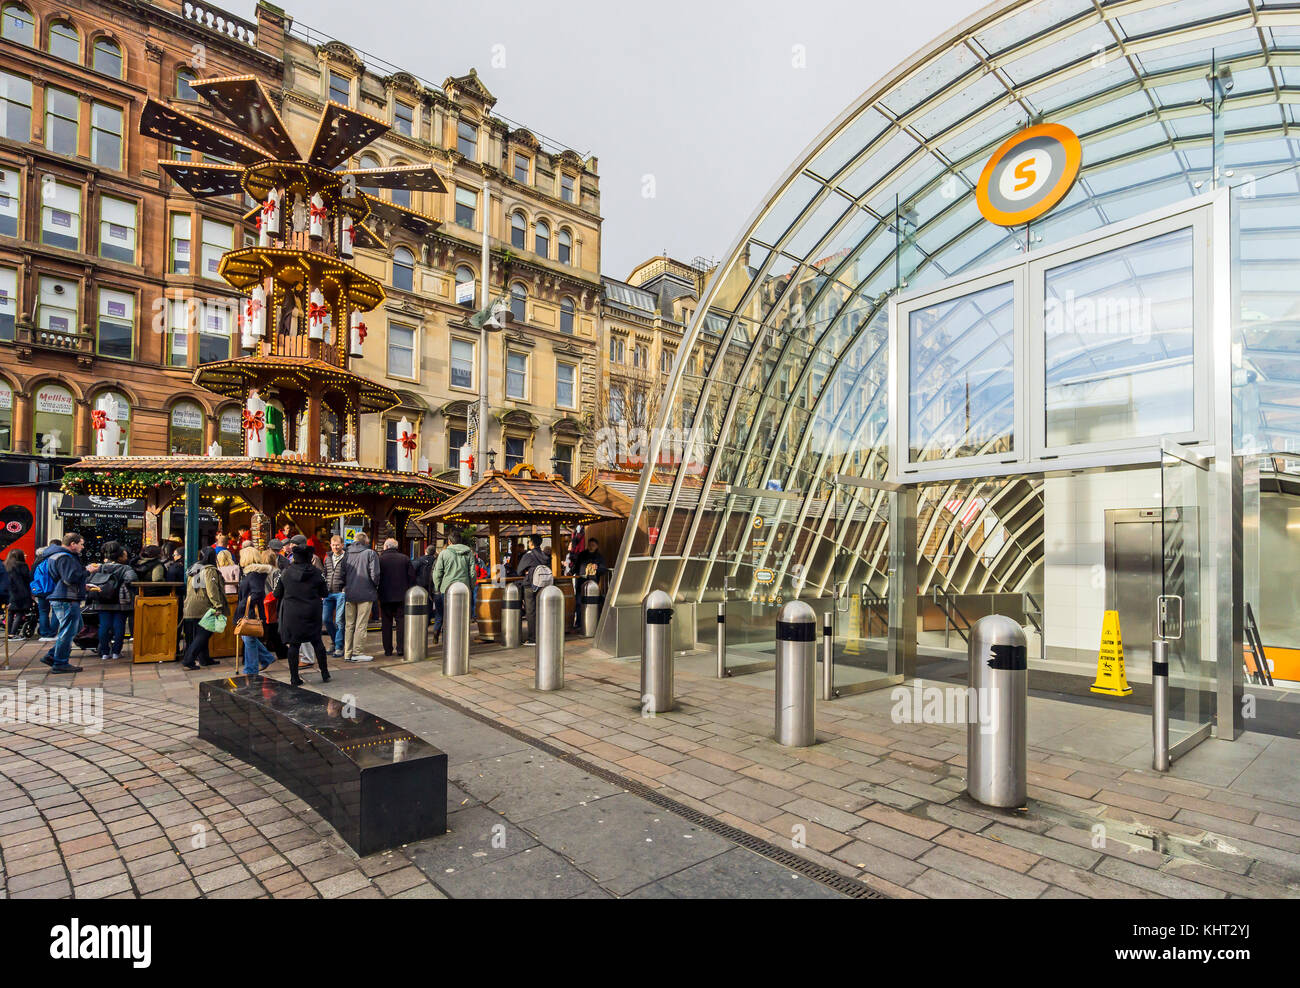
top-left (475, 580), bottom-right (575, 641)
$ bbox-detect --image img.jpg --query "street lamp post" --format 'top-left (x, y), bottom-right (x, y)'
top-left (478, 179), bottom-right (491, 483)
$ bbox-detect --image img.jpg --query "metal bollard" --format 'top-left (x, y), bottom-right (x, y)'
top-left (535, 585), bottom-right (565, 690)
top-left (1152, 638), bottom-right (1170, 772)
top-left (775, 601), bottom-right (816, 746)
top-left (641, 590), bottom-right (674, 713)
top-left (502, 582), bottom-right (522, 648)
top-left (822, 611), bottom-right (834, 701)
top-left (967, 614), bottom-right (1028, 808)
top-left (403, 585), bottom-right (429, 662)
top-left (580, 580), bottom-right (601, 638)
top-left (442, 582), bottom-right (471, 677)
top-left (716, 600), bottom-right (727, 678)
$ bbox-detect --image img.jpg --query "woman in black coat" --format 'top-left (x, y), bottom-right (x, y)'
top-left (4, 549), bottom-right (33, 640)
top-left (278, 543), bottom-right (329, 686)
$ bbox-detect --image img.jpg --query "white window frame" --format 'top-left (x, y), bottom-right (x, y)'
top-left (556, 361), bottom-right (577, 410)
top-left (505, 349), bottom-right (528, 401)
top-left (450, 337), bottom-right (476, 392)
top-left (387, 321), bottom-right (417, 380)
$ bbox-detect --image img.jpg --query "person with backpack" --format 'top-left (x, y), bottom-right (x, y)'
top-left (85, 541), bottom-right (137, 661)
top-left (4, 548), bottom-right (33, 640)
top-left (341, 532), bottom-right (380, 662)
top-left (181, 547), bottom-right (227, 669)
top-left (429, 529), bottom-right (475, 646)
top-left (30, 539), bottom-right (62, 642)
top-left (39, 533), bottom-right (98, 674)
top-left (515, 534), bottom-right (552, 646)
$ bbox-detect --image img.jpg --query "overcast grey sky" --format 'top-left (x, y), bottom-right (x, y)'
top-left (227, 0), bottom-right (990, 278)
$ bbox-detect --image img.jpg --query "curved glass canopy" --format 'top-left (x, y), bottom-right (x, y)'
top-left (604, 0), bottom-right (1300, 637)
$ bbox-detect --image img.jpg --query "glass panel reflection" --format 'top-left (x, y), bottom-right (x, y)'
top-left (909, 280), bottom-right (1016, 462)
top-left (1044, 227), bottom-right (1195, 447)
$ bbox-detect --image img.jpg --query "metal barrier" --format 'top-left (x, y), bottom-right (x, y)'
top-left (716, 600), bottom-right (727, 678)
top-left (501, 582), bottom-right (521, 649)
top-left (442, 582), bottom-right (471, 677)
top-left (967, 614), bottom-right (1027, 808)
top-left (536, 585), bottom-right (564, 691)
top-left (580, 580), bottom-right (601, 638)
top-left (775, 601), bottom-right (816, 747)
top-left (1152, 638), bottom-right (1170, 772)
top-left (641, 590), bottom-right (674, 713)
top-left (822, 611), bottom-right (834, 701)
top-left (403, 585), bottom-right (429, 662)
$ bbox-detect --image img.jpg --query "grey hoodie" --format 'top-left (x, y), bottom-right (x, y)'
top-left (341, 541), bottom-right (380, 603)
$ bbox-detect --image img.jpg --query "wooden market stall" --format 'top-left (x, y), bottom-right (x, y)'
top-left (417, 467), bottom-right (621, 640)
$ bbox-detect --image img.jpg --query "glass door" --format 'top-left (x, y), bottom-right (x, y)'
top-left (828, 476), bottom-right (910, 696)
top-left (1161, 444), bottom-right (1214, 755)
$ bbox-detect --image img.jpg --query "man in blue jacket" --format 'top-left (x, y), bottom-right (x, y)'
top-left (40, 532), bottom-right (98, 674)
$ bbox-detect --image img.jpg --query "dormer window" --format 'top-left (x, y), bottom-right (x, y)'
top-left (513, 153), bottom-right (530, 185)
top-left (328, 70), bottom-right (350, 106)
top-left (560, 174), bottom-right (575, 204)
top-left (457, 120), bottom-right (478, 160)
top-left (394, 101), bottom-right (414, 137)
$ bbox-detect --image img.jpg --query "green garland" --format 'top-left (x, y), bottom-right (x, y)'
top-left (61, 467), bottom-right (441, 501)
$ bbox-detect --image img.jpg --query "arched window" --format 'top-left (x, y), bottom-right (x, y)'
top-left (455, 264), bottom-right (476, 309)
top-left (33, 383), bottom-right (74, 457)
top-left (510, 210), bottom-right (526, 249)
top-left (393, 246), bottom-right (414, 292)
top-left (1, 4), bottom-right (34, 46)
top-left (90, 390), bottom-right (130, 455)
top-left (509, 282), bottom-right (527, 324)
top-left (558, 228), bottom-right (572, 265)
top-left (560, 297), bottom-right (575, 335)
top-left (177, 68), bottom-right (197, 101)
top-left (357, 153), bottom-right (380, 198)
top-left (534, 220), bottom-right (549, 258)
top-left (169, 400), bottom-right (204, 455)
top-left (93, 37), bottom-right (122, 78)
top-left (47, 20), bottom-right (78, 63)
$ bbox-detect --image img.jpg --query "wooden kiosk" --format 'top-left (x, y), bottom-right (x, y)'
top-left (417, 467), bottom-right (620, 640)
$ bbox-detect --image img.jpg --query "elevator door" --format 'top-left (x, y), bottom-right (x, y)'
top-left (1105, 508), bottom-right (1162, 670)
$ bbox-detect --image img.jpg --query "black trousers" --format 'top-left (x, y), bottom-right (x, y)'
top-left (183, 624), bottom-right (214, 667)
top-left (288, 636), bottom-right (327, 683)
top-left (180, 616), bottom-right (198, 657)
top-left (380, 601), bottom-right (405, 655)
top-left (523, 586), bottom-right (539, 642)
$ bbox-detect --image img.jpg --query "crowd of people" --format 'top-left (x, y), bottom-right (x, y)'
top-left (0, 521), bottom-right (611, 676)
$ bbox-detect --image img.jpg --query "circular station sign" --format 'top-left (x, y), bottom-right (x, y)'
top-left (976, 123), bottom-right (1082, 227)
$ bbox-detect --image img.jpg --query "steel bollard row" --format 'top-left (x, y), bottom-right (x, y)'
top-left (443, 582), bottom-right (471, 677)
top-left (967, 614), bottom-right (1027, 808)
top-left (580, 580), bottom-right (601, 638)
top-left (641, 590), bottom-right (674, 713)
top-left (535, 585), bottom-right (564, 691)
top-left (502, 582), bottom-right (522, 648)
top-left (775, 601), bottom-right (816, 747)
top-left (1152, 638), bottom-right (1170, 772)
top-left (403, 585), bottom-right (429, 663)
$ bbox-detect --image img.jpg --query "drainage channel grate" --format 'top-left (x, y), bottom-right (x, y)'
top-left (378, 669), bottom-right (885, 900)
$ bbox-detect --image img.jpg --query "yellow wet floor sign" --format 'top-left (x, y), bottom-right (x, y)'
top-left (1091, 609), bottom-right (1133, 696)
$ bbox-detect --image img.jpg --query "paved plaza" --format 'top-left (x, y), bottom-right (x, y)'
top-left (1, 635), bottom-right (1298, 899)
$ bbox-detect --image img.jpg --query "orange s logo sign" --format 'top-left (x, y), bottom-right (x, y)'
top-left (1013, 159), bottom-right (1037, 192)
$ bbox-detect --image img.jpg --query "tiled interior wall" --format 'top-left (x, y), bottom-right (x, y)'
top-left (1043, 467), bottom-right (1161, 667)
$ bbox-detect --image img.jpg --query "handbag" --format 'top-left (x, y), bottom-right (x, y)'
top-left (234, 597), bottom-right (264, 639)
top-left (199, 608), bottom-right (227, 634)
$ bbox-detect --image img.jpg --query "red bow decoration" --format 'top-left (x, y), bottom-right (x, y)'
top-left (399, 431), bottom-right (418, 453)
top-left (242, 408), bottom-right (265, 439)
top-left (245, 298), bottom-right (264, 318)
top-left (308, 302), bottom-right (330, 323)
top-left (467, 454), bottom-right (475, 471)
top-left (261, 198), bottom-right (277, 221)
top-left (309, 202), bottom-right (328, 224)
top-left (354, 321), bottom-right (367, 344)
top-left (91, 409), bottom-right (108, 437)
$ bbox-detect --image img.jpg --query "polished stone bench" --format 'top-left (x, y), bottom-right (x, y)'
top-left (198, 675), bottom-right (446, 856)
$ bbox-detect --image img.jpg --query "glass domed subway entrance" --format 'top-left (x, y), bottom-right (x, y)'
top-left (598, 0), bottom-right (1300, 758)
